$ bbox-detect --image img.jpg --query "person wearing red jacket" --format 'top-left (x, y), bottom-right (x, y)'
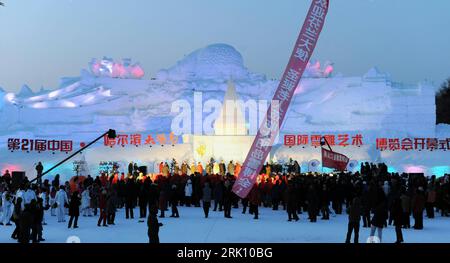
top-left (97, 188), bottom-right (108, 227)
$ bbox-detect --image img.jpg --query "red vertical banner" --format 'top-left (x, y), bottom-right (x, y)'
top-left (233, 0), bottom-right (330, 198)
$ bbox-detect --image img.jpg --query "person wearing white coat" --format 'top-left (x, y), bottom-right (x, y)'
top-left (55, 187), bottom-right (68, 222)
top-left (81, 189), bottom-right (92, 217)
top-left (15, 188), bottom-right (25, 210)
top-left (1, 190), bottom-right (13, 225)
top-left (39, 190), bottom-right (49, 225)
top-left (23, 188), bottom-right (37, 205)
top-left (184, 179), bottom-right (193, 207)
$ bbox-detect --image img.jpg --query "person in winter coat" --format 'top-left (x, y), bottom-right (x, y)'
top-left (271, 180), bottom-right (281, 211)
top-left (392, 196), bottom-right (404, 243)
top-left (321, 184), bottom-right (330, 220)
top-left (97, 189), bottom-right (108, 227)
top-left (148, 206), bottom-right (163, 243)
top-left (55, 186), bottom-right (68, 223)
top-left (184, 179), bottom-right (193, 207)
top-left (38, 188), bottom-right (49, 225)
top-left (169, 184), bottom-right (179, 218)
top-left (32, 198), bottom-right (45, 242)
top-left (49, 187), bottom-right (57, 216)
top-left (370, 200), bottom-right (388, 242)
top-left (227, 161), bottom-right (235, 176)
top-left (412, 187), bottom-right (426, 230)
top-left (213, 180), bottom-right (224, 211)
top-left (35, 162), bottom-right (44, 186)
top-left (138, 182), bottom-right (149, 218)
top-left (11, 198), bottom-right (22, 240)
top-left (361, 184), bottom-right (371, 228)
top-left (18, 203), bottom-right (33, 244)
top-left (81, 188), bottom-right (92, 217)
top-left (248, 184), bottom-right (260, 220)
top-left (425, 182), bottom-right (436, 219)
top-left (202, 182), bottom-right (212, 218)
top-left (159, 184), bottom-right (168, 218)
top-left (107, 190), bottom-right (117, 225)
top-left (307, 184), bottom-right (319, 222)
top-left (213, 163), bottom-right (220, 175)
top-left (68, 192), bottom-right (81, 228)
top-left (286, 182), bottom-right (299, 221)
top-left (223, 179), bottom-right (233, 218)
top-left (400, 189), bottom-right (411, 228)
top-left (1, 190), bottom-right (12, 225)
top-left (125, 179), bottom-right (136, 219)
top-left (219, 161), bottom-right (226, 176)
top-left (345, 195), bottom-right (361, 243)
top-left (23, 186), bottom-right (37, 206)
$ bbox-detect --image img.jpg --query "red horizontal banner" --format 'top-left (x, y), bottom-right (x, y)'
top-left (321, 147), bottom-right (349, 171)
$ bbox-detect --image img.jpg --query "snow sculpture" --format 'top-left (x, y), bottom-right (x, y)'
top-left (89, 57), bottom-right (145, 79)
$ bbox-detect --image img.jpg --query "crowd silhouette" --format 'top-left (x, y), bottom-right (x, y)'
top-left (0, 159), bottom-right (449, 243)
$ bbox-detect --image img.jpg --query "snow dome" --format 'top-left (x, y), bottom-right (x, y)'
top-left (157, 44), bottom-right (251, 81)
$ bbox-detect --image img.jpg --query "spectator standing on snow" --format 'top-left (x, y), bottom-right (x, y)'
top-left (345, 195), bottom-right (361, 243)
top-left (202, 182), bottom-right (212, 218)
top-left (392, 196), bottom-right (404, 243)
top-left (170, 184), bottom-right (179, 218)
top-left (1, 189), bottom-right (12, 226)
top-left (412, 187), bottom-right (426, 230)
top-left (11, 198), bottom-right (22, 240)
top-left (97, 188), bottom-right (108, 227)
top-left (55, 186), bottom-right (68, 223)
top-left (184, 179), bottom-right (193, 207)
top-left (248, 184), bottom-right (261, 220)
top-left (81, 187), bottom-right (92, 217)
top-left (370, 196), bottom-right (388, 243)
top-left (147, 206), bottom-right (163, 243)
top-left (68, 192), bottom-right (81, 228)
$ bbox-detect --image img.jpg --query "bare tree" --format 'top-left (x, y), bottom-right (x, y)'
top-left (436, 78), bottom-right (450, 124)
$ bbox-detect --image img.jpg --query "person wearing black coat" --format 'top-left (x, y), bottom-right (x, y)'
top-left (11, 198), bottom-right (22, 240)
top-left (19, 203), bottom-right (33, 244)
top-left (148, 182), bottom-right (159, 211)
top-left (213, 181), bottom-right (224, 211)
top-left (345, 195), bottom-right (361, 243)
top-left (370, 197), bottom-right (388, 242)
top-left (271, 181), bottom-right (281, 211)
top-left (361, 184), bottom-right (371, 228)
top-left (32, 198), bottom-right (45, 242)
top-left (202, 182), bottom-right (212, 218)
top-left (307, 184), bottom-right (319, 222)
top-left (68, 192), bottom-right (81, 228)
top-left (138, 181), bottom-right (149, 218)
top-left (223, 180), bottom-right (233, 218)
top-left (125, 178), bottom-right (136, 219)
top-left (147, 206), bottom-right (163, 243)
top-left (287, 182), bottom-right (299, 221)
top-left (169, 184), bottom-right (179, 218)
top-left (320, 184), bottom-right (330, 220)
top-left (392, 196), bottom-right (404, 243)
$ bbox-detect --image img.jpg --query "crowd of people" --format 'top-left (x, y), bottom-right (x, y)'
top-left (0, 159), bottom-right (449, 243)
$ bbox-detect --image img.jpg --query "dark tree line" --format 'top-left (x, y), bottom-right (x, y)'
top-left (436, 78), bottom-right (450, 124)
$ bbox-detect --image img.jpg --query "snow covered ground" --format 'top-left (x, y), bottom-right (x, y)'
top-left (1, 206), bottom-right (449, 243)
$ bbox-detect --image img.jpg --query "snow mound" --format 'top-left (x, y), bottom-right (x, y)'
top-left (157, 43), bottom-right (252, 81)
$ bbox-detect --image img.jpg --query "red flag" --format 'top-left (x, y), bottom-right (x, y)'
top-left (321, 147), bottom-right (349, 171)
top-left (233, 0), bottom-right (330, 198)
